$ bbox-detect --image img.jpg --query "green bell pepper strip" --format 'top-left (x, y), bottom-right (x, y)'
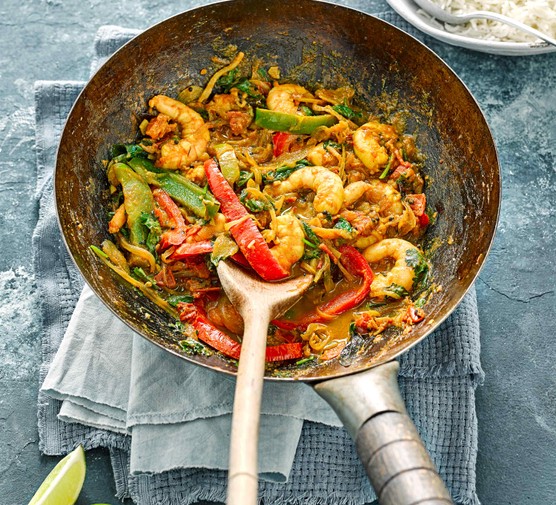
top-left (127, 158), bottom-right (219, 219)
top-left (213, 143), bottom-right (240, 185)
top-left (113, 163), bottom-right (154, 245)
top-left (255, 108), bottom-right (337, 134)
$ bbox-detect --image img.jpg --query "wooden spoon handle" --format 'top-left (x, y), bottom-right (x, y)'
top-left (226, 308), bottom-right (271, 505)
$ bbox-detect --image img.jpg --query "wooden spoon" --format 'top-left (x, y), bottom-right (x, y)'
top-left (216, 260), bottom-right (313, 505)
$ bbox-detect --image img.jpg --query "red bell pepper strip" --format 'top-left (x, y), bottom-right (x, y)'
top-left (153, 188), bottom-right (187, 249)
top-left (179, 303), bottom-right (302, 361)
top-left (180, 303), bottom-right (242, 359)
top-left (170, 240), bottom-right (214, 260)
top-left (204, 158), bottom-right (289, 281)
top-left (272, 132), bottom-right (294, 157)
top-left (273, 245), bottom-right (374, 330)
top-left (265, 342), bottom-right (303, 362)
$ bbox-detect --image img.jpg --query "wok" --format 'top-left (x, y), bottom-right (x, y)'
top-left (55, 0), bottom-right (500, 503)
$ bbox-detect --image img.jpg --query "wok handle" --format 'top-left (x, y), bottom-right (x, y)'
top-left (314, 361), bottom-right (453, 505)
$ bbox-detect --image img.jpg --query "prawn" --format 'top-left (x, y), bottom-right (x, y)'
top-left (362, 238), bottom-right (420, 299)
top-left (269, 214), bottom-right (305, 273)
top-left (343, 180), bottom-right (403, 214)
top-left (265, 166), bottom-right (345, 215)
top-left (353, 121), bottom-right (398, 174)
top-left (267, 84), bottom-right (314, 115)
top-left (307, 143), bottom-right (340, 168)
top-left (149, 95), bottom-right (210, 169)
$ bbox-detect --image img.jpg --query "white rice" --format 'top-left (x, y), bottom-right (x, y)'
top-left (419, 0), bottom-right (556, 43)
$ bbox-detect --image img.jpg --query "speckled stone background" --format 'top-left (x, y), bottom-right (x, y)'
top-left (1, 1), bottom-right (554, 504)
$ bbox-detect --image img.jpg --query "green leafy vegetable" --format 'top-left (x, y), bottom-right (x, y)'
top-left (300, 105), bottom-right (314, 116)
top-left (385, 283), bottom-right (410, 299)
top-left (333, 217), bottom-right (354, 234)
top-left (323, 140), bottom-right (342, 150)
top-left (216, 69), bottom-right (238, 93)
top-left (301, 222), bottom-right (321, 246)
top-left (179, 338), bottom-right (212, 356)
top-left (110, 143), bottom-right (147, 160)
top-left (167, 294), bottom-right (194, 307)
top-left (132, 267), bottom-right (151, 283)
top-left (332, 104), bottom-right (362, 121)
top-left (263, 160), bottom-right (310, 183)
top-left (239, 189), bottom-right (272, 213)
top-left (236, 170), bottom-right (253, 188)
top-left (139, 212), bottom-right (162, 254)
top-left (405, 248), bottom-right (430, 291)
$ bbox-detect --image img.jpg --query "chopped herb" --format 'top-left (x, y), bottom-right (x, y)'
top-left (234, 77), bottom-right (261, 99)
top-left (239, 189), bottom-right (272, 213)
top-left (301, 222), bottom-right (321, 246)
top-left (167, 294), bottom-right (195, 307)
top-left (263, 160), bottom-right (310, 183)
top-left (332, 104), bottom-right (362, 121)
top-left (333, 217), bottom-right (354, 234)
top-left (385, 283), bottom-right (410, 299)
top-left (216, 69), bottom-right (238, 93)
top-left (405, 248), bottom-right (430, 291)
top-left (322, 211), bottom-right (333, 222)
top-left (300, 105), bottom-right (314, 116)
top-left (139, 212), bottom-right (161, 254)
top-left (257, 67), bottom-right (269, 80)
top-left (302, 248), bottom-right (321, 260)
top-left (90, 245), bottom-right (109, 259)
top-left (110, 143), bottom-right (147, 160)
top-left (414, 297), bottom-right (427, 308)
top-left (424, 206), bottom-right (437, 225)
top-left (323, 140), bottom-right (342, 150)
top-left (169, 321), bottom-right (186, 332)
top-left (236, 170), bottom-right (253, 188)
top-left (179, 338), bottom-right (212, 356)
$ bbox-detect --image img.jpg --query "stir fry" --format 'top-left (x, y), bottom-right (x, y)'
top-left (93, 51), bottom-right (433, 369)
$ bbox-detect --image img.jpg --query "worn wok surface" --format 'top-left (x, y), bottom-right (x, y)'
top-left (55, 0), bottom-right (500, 381)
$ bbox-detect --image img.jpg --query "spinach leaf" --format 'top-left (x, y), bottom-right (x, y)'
top-left (385, 283), bottom-right (410, 299)
top-left (263, 159), bottom-right (310, 183)
top-left (179, 338), bottom-right (212, 356)
top-left (301, 222), bottom-right (321, 246)
top-left (167, 294), bottom-right (195, 307)
top-left (236, 170), bottom-right (253, 188)
top-left (323, 140), bottom-right (342, 150)
top-left (132, 267), bottom-right (151, 283)
top-left (332, 104), bottom-right (362, 121)
top-left (216, 69), bottom-right (238, 93)
top-left (333, 217), bottom-right (354, 234)
top-left (111, 143), bottom-right (148, 160)
top-left (239, 189), bottom-right (272, 213)
top-left (405, 248), bottom-right (430, 291)
top-left (139, 212), bottom-right (161, 254)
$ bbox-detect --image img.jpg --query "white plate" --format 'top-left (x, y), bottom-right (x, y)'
top-left (387, 0), bottom-right (556, 55)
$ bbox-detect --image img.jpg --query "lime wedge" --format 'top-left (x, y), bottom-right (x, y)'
top-left (28, 445), bottom-right (86, 505)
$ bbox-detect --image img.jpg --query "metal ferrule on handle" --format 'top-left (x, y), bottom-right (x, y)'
top-left (315, 361), bottom-right (453, 505)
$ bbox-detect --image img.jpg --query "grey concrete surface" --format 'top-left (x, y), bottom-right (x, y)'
top-left (0, 1), bottom-right (554, 504)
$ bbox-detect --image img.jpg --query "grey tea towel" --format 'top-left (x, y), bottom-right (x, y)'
top-left (33, 14), bottom-right (484, 505)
